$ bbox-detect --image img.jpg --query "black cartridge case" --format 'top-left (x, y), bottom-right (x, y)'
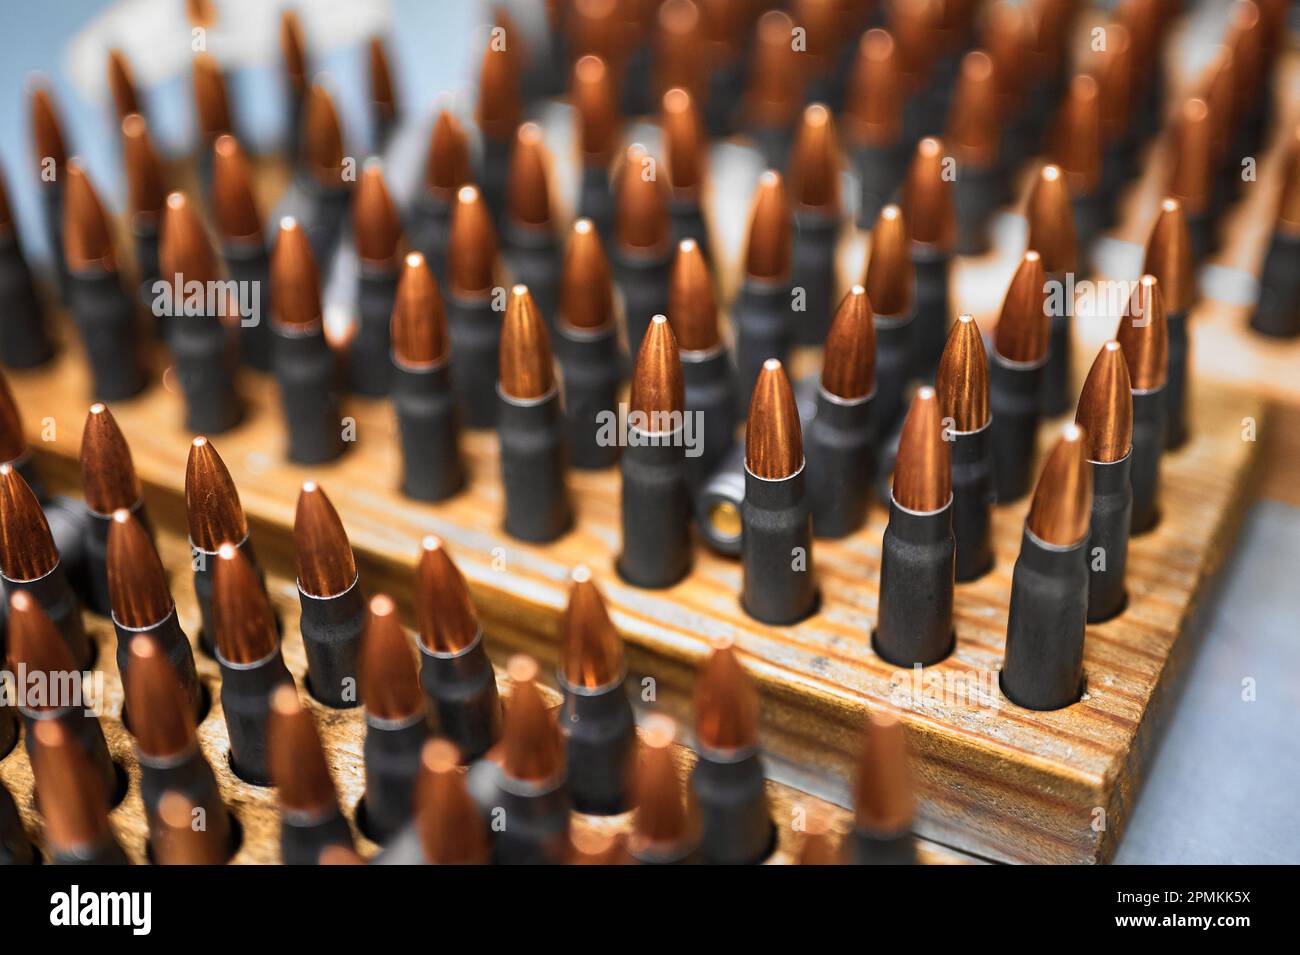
top-left (873, 310), bottom-right (915, 438)
top-left (272, 322), bottom-right (345, 465)
top-left (1071, 190), bottom-right (1110, 256)
top-left (618, 425), bottom-right (692, 588)
top-left (949, 424), bottom-right (995, 582)
top-left (748, 123), bottom-right (792, 172)
top-left (295, 174), bottom-right (351, 266)
top-left (220, 237), bottom-right (274, 371)
top-left (610, 245), bottom-right (671, 363)
top-left (133, 217), bottom-right (161, 332)
top-left (790, 210), bottom-right (839, 346)
top-left (733, 280), bottom-right (793, 417)
top-left (362, 710), bottom-right (428, 844)
top-left (1086, 451), bottom-right (1132, 623)
top-left (557, 670), bottom-right (636, 815)
top-left (3, 563), bottom-right (91, 669)
top-left (407, 190), bottom-right (454, 285)
top-left (806, 385), bottom-right (875, 538)
top-left (478, 137), bottom-right (511, 225)
top-left (1039, 272), bottom-right (1075, 418)
top-left (910, 245), bottom-right (951, 377)
top-left (39, 184), bottom-right (70, 304)
top-left (169, 314), bottom-right (242, 434)
top-left (695, 442), bottom-right (747, 557)
top-left (1250, 232), bottom-right (1300, 338)
top-left (1129, 387), bottom-right (1165, 535)
top-left (874, 496), bottom-right (955, 667)
top-left (350, 265), bottom-right (398, 397)
top-left (852, 141), bottom-right (908, 230)
top-left (681, 344), bottom-right (735, 491)
top-left (280, 805), bottom-right (355, 865)
top-left (216, 645), bottom-right (294, 785)
top-left (576, 166), bottom-right (614, 245)
top-left (669, 195), bottom-right (713, 265)
top-left (418, 632), bottom-right (500, 762)
top-left (690, 742), bottom-right (775, 865)
top-left (113, 607), bottom-right (201, 721)
top-left (1184, 209), bottom-right (1215, 266)
top-left (467, 756), bottom-right (571, 865)
top-left (0, 706), bottom-right (15, 761)
top-left (845, 827), bottom-right (918, 865)
top-left (497, 385), bottom-right (571, 543)
top-left (0, 779), bottom-right (35, 864)
top-left (137, 744), bottom-right (229, 860)
top-left (953, 163), bottom-right (1001, 257)
top-left (83, 498), bottom-right (149, 618)
top-left (741, 463), bottom-right (817, 625)
top-left (21, 704), bottom-right (117, 806)
top-left (392, 358), bottom-right (464, 501)
top-left (503, 222), bottom-right (560, 330)
top-left (555, 321), bottom-right (621, 471)
top-left (44, 495), bottom-right (87, 585)
top-left (445, 292), bottom-right (501, 429)
top-left (989, 351), bottom-right (1046, 503)
top-left (298, 575), bottom-right (365, 709)
top-left (67, 268), bottom-right (146, 402)
top-left (1164, 308), bottom-right (1189, 449)
top-left (0, 230), bottom-right (53, 368)
top-left (50, 833), bottom-right (129, 865)
top-left (1001, 527), bottom-right (1089, 711)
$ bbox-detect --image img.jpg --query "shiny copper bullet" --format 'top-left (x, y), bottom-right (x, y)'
top-left (845, 29), bottom-right (907, 227)
top-left (844, 712), bottom-right (917, 864)
top-left (613, 144), bottom-right (673, 361)
top-left (989, 251), bottom-right (1049, 503)
top-left (654, 0), bottom-right (706, 101)
top-left (107, 49), bottom-right (141, 122)
top-left (210, 136), bottom-right (270, 375)
top-left (733, 170), bottom-right (794, 406)
top-left (937, 314), bottom-right (994, 581)
top-left (948, 50), bottom-right (1002, 254)
top-left (743, 10), bottom-right (805, 167)
top-left (629, 714), bottom-right (697, 864)
top-left (192, 53), bottom-right (233, 146)
top-left (268, 685), bottom-right (355, 862)
top-left (30, 718), bottom-right (127, 864)
top-left (28, 83), bottom-right (71, 299)
top-left (894, 387), bottom-right (952, 511)
top-left (661, 86), bottom-right (712, 257)
top-left (1116, 274), bottom-right (1168, 534)
top-left (475, 17), bottom-right (522, 217)
top-left (350, 160), bottom-right (405, 397)
top-left (280, 9), bottom-right (310, 161)
top-left (1144, 197), bottom-right (1194, 445)
top-left (903, 137), bottom-right (956, 373)
top-left (1026, 163), bottom-right (1080, 416)
top-left (415, 739), bottom-right (489, 864)
top-left (153, 791), bottom-right (229, 865)
top-left (788, 103), bottom-right (844, 345)
top-left (503, 123), bottom-right (561, 326)
top-left (368, 36), bottom-right (399, 144)
top-left (571, 54), bottom-right (619, 238)
top-left (445, 184), bottom-right (503, 429)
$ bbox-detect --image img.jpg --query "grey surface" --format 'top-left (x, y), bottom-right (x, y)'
top-left (1116, 500), bottom-right (1300, 864)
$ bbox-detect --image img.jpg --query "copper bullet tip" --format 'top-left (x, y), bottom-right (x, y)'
top-left (853, 711), bottom-right (916, 836)
top-left (572, 55), bottom-right (619, 167)
top-left (654, 0), bottom-right (705, 99)
top-left (155, 790), bottom-right (227, 864)
top-left (29, 84), bottom-right (68, 174)
top-left (415, 535), bottom-right (480, 654)
top-left (1168, 97), bottom-right (1214, 216)
top-left (63, 160), bottom-right (116, 272)
top-left (1278, 126), bottom-right (1300, 237)
top-left (502, 654), bottom-right (564, 782)
top-left (416, 739), bottom-right (490, 864)
top-left (192, 53), bottom-right (232, 141)
top-left (107, 49), bottom-right (140, 121)
top-left (1075, 340), bottom-right (1133, 464)
top-left (616, 144), bottom-right (670, 254)
top-left (788, 103), bottom-right (842, 214)
top-left (1143, 197), bottom-right (1194, 314)
top-left (821, 286), bottom-right (877, 400)
top-left (661, 86), bottom-right (705, 194)
top-left (506, 122), bottom-right (553, 230)
top-left (630, 315), bottom-right (684, 422)
top-left (745, 10), bottom-right (804, 126)
top-left (1116, 274), bottom-right (1168, 391)
top-left (447, 184), bottom-right (499, 299)
top-left (353, 161), bottom-right (403, 268)
top-left (424, 109), bottom-right (470, 201)
top-left (667, 238), bottom-right (719, 351)
top-left (211, 542), bottom-right (277, 664)
top-left (499, 285), bottom-right (555, 400)
top-left (121, 114), bottom-right (164, 220)
top-left (893, 386), bottom-right (952, 511)
top-left (797, 812), bottom-right (839, 865)
top-left (746, 359), bottom-right (803, 479)
top-left (160, 191), bottom-right (221, 296)
top-left (7, 589), bottom-right (78, 687)
top-left (0, 463), bottom-right (59, 581)
top-left (477, 16), bottom-right (522, 144)
top-left (280, 9), bottom-right (309, 94)
top-left (268, 685), bottom-right (340, 815)
top-left (1026, 164), bottom-right (1078, 275)
top-left (903, 137), bottom-right (956, 250)
top-left (31, 718), bottom-right (113, 852)
top-left (79, 402), bottom-right (142, 516)
top-left (1026, 423), bottom-right (1093, 546)
top-left (360, 593), bottom-right (422, 722)
top-left (994, 251), bottom-right (1049, 363)
top-left (125, 634), bottom-right (195, 759)
top-left (391, 251), bottom-right (449, 367)
top-left (560, 218), bottom-right (615, 332)
top-left (368, 36), bottom-right (398, 124)
top-left (271, 216), bottom-right (323, 330)
top-left (184, 436), bottom-right (248, 552)
top-left (0, 166), bottom-right (13, 236)
top-left (1053, 73), bottom-right (1102, 196)
top-left (694, 635), bottom-right (761, 751)
top-left (108, 509), bottom-right (173, 630)
top-left (865, 203), bottom-right (915, 316)
top-left (743, 170), bottom-right (792, 281)
top-left (631, 713), bottom-right (692, 855)
top-left (302, 82), bottom-right (346, 187)
top-left (845, 29), bottom-right (903, 148)
top-left (937, 314), bottom-right (991, 432)
top-left (294, 481), bottom-right (357, 598)
top-left (0, 371), bottom-right (25, 464)
top-left (212, 134), bottom-right (263, 243)
top-left (947, 50), bottom-right (1000, 168)
top-left (561, 566), bottom-right (626, 689)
